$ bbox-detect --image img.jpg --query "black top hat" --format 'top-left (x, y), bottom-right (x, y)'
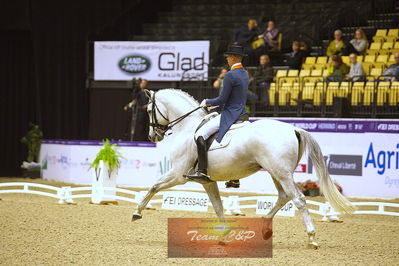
top-left (224, 44), bottom-right (247, 57)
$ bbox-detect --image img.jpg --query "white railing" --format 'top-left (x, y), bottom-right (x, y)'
top-left (1, 182), bottom-right (398, 217)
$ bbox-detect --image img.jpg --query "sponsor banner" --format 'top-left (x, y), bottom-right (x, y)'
top-left (40, 118), bottom-right (399, 199)
top-left (168, 218), bottom-right (272, 258)
top-left (94, 41), bottom-right (209, 81)
top-left (256, 196), bottom-right (296, 217)
top-left (162, 191), bottom-right (209, 212)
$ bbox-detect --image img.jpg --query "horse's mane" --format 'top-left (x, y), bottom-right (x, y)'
top-left (159, 89), bottom-right (206, 115)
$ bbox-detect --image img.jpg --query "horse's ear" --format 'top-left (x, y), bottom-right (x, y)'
top-left (144, 89), bottom-right (153, 99)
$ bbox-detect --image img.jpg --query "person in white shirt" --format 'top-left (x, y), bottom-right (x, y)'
top-left (349, 29), bottom-right (368, 55)
top-left (346, 53), bottom-right (365, 81)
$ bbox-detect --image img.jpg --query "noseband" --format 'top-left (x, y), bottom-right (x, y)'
top-left (148, 92), bottom-right (202, 135)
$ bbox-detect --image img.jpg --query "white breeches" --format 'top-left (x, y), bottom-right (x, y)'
top-left (195, 115), bottom-right (221, 140)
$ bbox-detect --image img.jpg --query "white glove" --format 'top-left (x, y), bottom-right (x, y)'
top-left (200, 99), bottom-right (208, 107)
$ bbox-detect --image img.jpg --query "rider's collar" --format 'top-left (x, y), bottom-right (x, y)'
top-left (231, 63), bottom-right (243, 70)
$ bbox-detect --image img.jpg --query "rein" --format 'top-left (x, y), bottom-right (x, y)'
top-left (149, 92), bottom-right (202, 132)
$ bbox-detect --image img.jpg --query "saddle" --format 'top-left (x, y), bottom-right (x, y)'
top-left (195, 112), bottom-right (250, 151)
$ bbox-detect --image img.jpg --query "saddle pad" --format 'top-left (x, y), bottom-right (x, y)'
top-left (209, 121), bottom-right (250, 151)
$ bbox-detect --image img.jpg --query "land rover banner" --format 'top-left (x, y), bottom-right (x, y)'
top-left (94, 41), bottom-right (209, 81)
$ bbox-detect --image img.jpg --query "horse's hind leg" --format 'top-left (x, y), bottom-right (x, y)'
top-left (277, 174), bottom-right (319, 249)
top-left (132, 172), bottom-right (186, 221)
top-left (264, 177), bottom-right (289, 219)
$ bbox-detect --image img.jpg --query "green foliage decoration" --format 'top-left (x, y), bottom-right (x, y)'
top-left (89, 139), bottom-right (124, 178)
top-left (21, 123), bottom-right (43, 162)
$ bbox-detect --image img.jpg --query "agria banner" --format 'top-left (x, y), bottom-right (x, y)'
top-left (94, 41), bottom-right (209, 81)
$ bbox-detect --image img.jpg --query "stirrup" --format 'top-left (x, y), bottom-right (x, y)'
top-left (184, 171), bottom-right (212, 184)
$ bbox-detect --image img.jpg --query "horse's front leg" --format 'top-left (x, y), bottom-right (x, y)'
top-left (132, 170), bottom-right (186, 221)
top-left (202, 181), bottom-right (224, 218)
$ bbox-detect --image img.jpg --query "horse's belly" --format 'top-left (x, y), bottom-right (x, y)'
top-left (207, 154), bottom-right (261, 181)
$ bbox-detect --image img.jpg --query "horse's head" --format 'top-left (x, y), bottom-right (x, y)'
top-left (144, 89), bottom-right (169, 142)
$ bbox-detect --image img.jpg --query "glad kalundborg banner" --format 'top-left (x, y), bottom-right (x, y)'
top-left (94, 41), bottom-right (209, 81)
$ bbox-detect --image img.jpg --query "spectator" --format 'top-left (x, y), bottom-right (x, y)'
top-left (287, 41), bottom-right (305, 70)
top-left (261, 20), bottom-right (280, 51)
top-left (234, 19), bottom-right (259, 48)
top-left (382, 52), bottom-right (399, 81)
top-left (326, 55), bottom-right (349, 82)
top-left (350, 29), bottom-right (368, 55)
top-left (251, 54), bottom-right (273, 104)
top-left (299, 41), bottom-right (312, 58)
top-left (234, 19), bottom-right (259, 65)
top-left (326, 30), bottom-right (345, 56)
top-left (213, 67), bottom-right (228, 94)
top-left (346, 53), bottom-right (365, 81)
top-left (123, 79), bottom-right (150, 141)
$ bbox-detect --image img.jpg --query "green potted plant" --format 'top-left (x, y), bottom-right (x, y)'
top-left (20, 123), bottom-right (43, 178)
top-left (89, 139), bottom-right (124, 204)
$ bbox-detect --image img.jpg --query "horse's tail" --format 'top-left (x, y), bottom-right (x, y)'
top-left (297, 129), bottom-right (356, 214)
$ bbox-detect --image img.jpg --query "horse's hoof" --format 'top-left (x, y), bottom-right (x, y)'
top-left (132, 214), bottom-right (142, 221)
top-left (307, 241), bottom-right (320, 249)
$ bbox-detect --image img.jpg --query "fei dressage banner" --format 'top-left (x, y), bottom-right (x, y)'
top-left (94, 41), bottom-right (209, 81)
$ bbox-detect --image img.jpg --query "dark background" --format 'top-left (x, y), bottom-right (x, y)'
top-left (0, 0), bottom-right (169, 176)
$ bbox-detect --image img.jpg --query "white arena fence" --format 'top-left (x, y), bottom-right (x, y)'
top-left (0, 182), bottom-right (398, 217)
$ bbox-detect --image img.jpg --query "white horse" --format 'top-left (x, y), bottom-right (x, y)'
top-left (132, 89), bottom-right (355, 249)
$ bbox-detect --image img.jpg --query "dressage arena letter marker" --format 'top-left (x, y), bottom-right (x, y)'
top-left (256, 196), bottom-right (296, 217)
top-left (162, 191), bottom-right (209, 212)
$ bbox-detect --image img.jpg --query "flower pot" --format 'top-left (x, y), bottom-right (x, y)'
top-left (91, 160), bottom-right (118, 204)
top-left (308, 188), bottom-right (320, 197)
top-left (21, 168), bottom-right (41, 179)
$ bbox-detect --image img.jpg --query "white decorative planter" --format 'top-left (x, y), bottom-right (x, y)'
top-left (91, 160), bottom-right (118, 204)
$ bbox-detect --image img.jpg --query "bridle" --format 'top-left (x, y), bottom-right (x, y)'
top-left (148, 91), bottom-right (202, 135)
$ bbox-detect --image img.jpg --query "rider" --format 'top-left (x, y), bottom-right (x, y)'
top-left (185, 44), bottom-right (249, 183)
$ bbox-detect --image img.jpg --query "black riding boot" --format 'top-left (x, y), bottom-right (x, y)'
top-left (184, 136), bottom-right (211, 183)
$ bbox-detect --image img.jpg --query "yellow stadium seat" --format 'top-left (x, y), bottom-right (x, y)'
top-left (287, 70), bottom-right (299, 77)
top-left (369, 68), bottom-right (383, 80)
top-left (314, 82), bottom-right (324, 106)
top-left (305, 57), bottom-right (317, 64)
top-left (387, 29), bottom-right (399, 37)
top-left (322, 69), bottom-right (329, 77)
top-left (311, 69), bottom-right (323, 76)
top-left (373, 62), bottom-right (386, 70)
top-left (375, 29), bottom-right (388, 37)
top-left (378, 49), bottom-right (391, 55)
top-left (316, 56), bottom-right (328, 64)
top-left (304, 76), bottom-right (323, 83)
top-left (362, 62), bottom-right (373, 75)
top-left (281, 77), bottom-right (299, 84)
top-left (363, 82), bottom-right (375, 106)
top-left (290, 83), bottom-right (300, 106)
top-left (394, 42), bottom-right (399, 49)
top-left (279, 83), bottom-right (291, 105)
top-left (326, 82), bottom-right (339, 106)
top-left (357, 55), bottom-right (364, 62)
top-left (299, 69), bottom-right (311, 77)
top-left (385, 36), bottom-right (398, 42)
top-left (364, 55), bottom-right (376, 63)
top-left (269, 83), bottom-right (276, 105)
top-left (313, 64), bottom-right (327, 70)
top-left (382, 42), bottom-right (394, 50)
top-left (341, 56), bottom-right (350, 65)
top-left (377, 82), bottom-right (390, 106)
top-left (339, 82), bottom-right (351, 97)
top-left (367, 43), bottom-right (382, 55)
top-left (351, 82), bottom-right (365, 106)
top-left (302, 82), bottom-right (315, 101)
top-left (301, 64), bottom-right (314, 70)
top-left (376, 54), bottom-right (388, 63)
top-left (389, 82), bottom-right (399, 106)
top-left (373, 29), bottom-right (387, 42)
top-left (388, 54), bottom-right (395, 63)
top-left (276, 70), bottom-right (287, 78)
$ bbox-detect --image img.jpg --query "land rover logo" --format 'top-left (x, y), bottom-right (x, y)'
top-left (119, 55), bottom-right (151, 73)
